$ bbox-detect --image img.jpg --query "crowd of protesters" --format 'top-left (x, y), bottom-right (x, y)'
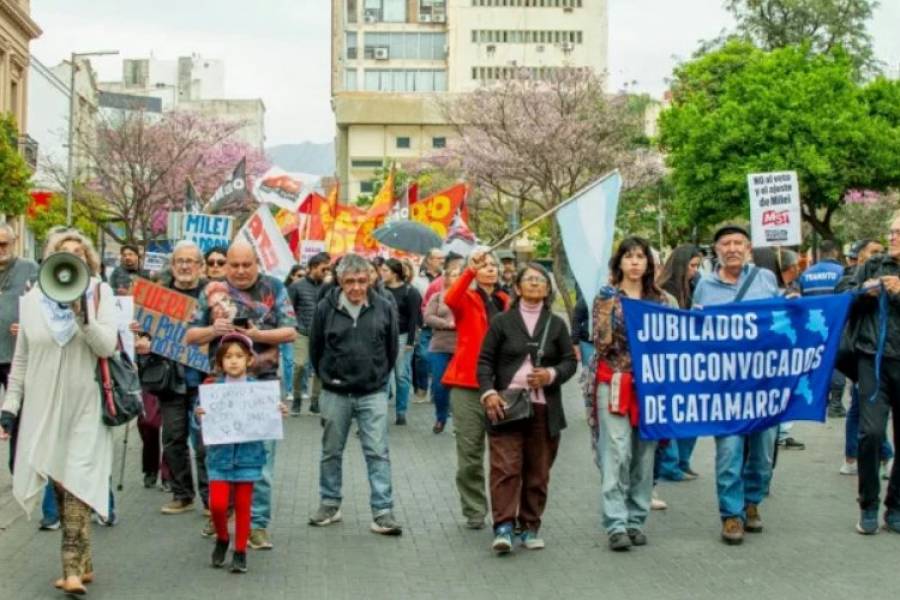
top-left (1, 212), bottom-right (900, 589)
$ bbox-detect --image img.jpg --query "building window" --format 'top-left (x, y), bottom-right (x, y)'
top-left (396, 136), bottom-right (411, 149)
top-left (346, 32), bottom-right (358, 59)
top-left (344, 69), bottom-right (358, 90)
top-left (352, 159), bottom-right (384, 168)
top-left (363, 0), bottom-right (406, 22)
top-left (364, 32), bottom-right (447, 60)
top-left (360, 180), bottom-right (376, 194)
top-left (363, 69), bottom-right (448, 92)
top-left (347, 0), bottom-right (358, 22)
top-left (432, 136), bottom-right (446, 149)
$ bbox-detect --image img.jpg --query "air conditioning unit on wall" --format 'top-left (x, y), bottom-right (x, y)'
top-left (374, 47), bottom-right (390, 60)
top-left (433, 14), bottom-right (446, 23)
top-left (419, 14), bottom-right (432, 22)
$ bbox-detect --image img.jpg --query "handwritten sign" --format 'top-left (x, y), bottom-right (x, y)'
top-left (132, 277), bottom-right (209, 372)
top-left (748, 171), bottom-right (802, 247)
top-left (199, 380), bottom-right (283, 445)
top-left (237, 207), bottom-right (295, 281)
top-left (167, 212), bottom-right (234, 253)
top-left (113, 296), bottom-right (135, 360)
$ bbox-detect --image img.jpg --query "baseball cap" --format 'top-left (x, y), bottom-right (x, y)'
top-left (713, 224), bottom-right (750, 243)
top-left (219, 332), bottom-right (256, 357)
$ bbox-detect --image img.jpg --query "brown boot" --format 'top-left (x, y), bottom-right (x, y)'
top-left (745, 504), bottom-right (763, 533)
top-left (721, 517), bottom-right (744, 545)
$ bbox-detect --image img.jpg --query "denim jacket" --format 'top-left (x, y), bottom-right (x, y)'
top-left (204, 376), bottom-right (268, 482)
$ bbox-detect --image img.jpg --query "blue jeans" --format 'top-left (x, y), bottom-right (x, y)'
top-left (318, 388), bottom-right (394, 515)
top-left (656, 442), bottom-right (685, 481)
top-left (677, 437), bottom-right (697, 472)
top-left (250, 440), bottom-right (277, 529)
top-left (414, 329), bottom-right (432, 392)
top-left (42, 481), bottom-right (115, 523)
top-left (280, 342), bottom-right (294, 400)
top-left (845, 384), bottom-right (894, 461)
top-left (715, 426), bottom-right (778, 520)
top-left (428, 351), bottom-right (452, 423)
top-left (391, 333), bottom-right (412, 416)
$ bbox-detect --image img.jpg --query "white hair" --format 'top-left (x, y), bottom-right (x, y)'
top-left (172, 240), bottom-right (203, 260)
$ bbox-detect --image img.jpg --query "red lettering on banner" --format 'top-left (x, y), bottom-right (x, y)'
top-left (133, 278), bottom-right (194, 321)
top-left (762, 210), bottom-right (790, 226)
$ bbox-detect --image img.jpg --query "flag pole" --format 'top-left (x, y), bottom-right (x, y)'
top-left (487, 169), bottom-right (619, 252)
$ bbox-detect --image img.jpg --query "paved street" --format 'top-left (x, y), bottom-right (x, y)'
top-left (1, 375), bottom-right (898, 600)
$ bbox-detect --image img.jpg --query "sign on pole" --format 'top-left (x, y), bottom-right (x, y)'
top-left (748, 171), bottom-right (802, 247)
top-left (237, 207), bottom-right (296, 281)
top-left (132, 277), bottom-right (210, 372)
top-left (198, 380), bottom-right (284, 445)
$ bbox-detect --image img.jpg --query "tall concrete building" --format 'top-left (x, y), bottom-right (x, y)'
top-left (331, 0), bottom-right (607, 199)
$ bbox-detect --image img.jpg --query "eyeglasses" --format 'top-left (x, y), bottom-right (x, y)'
top-left (207, 259), bottom-right (226, 267)
top-left (889, 229), bottom-right (900, 239)
top-left (520, 276), bottom-right (548, 284)
top-left (173, 258), bottom-right (198, 266)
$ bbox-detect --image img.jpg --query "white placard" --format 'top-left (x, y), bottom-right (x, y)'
top-left (198, 380), bottom-right (283, 445)
top-left (142, 252), bottom-right (169, 273)
top-left (747, 171), bottom-right (802, 247)
top-left (182, 213), bottom-right (234, 253)
top-left (113, 296), bottom-right (135, 360)
top-left (237, 207), bottom-right (296, 281)
top-left (299, 240), bottom-right (327, 266)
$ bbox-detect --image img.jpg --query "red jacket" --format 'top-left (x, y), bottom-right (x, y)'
top-left (441, 267), bottom-right (510, 389)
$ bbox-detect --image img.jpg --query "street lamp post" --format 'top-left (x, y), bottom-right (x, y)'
top-left (66, 50), bottom-right (118, 226)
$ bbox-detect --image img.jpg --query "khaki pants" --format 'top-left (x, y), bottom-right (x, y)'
top-left (292, 333), bottom-right (320, 403)
top-left (450, 387), bottom-right (488, 520)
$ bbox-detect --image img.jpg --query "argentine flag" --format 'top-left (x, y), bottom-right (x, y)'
top-left (555, 170), bottom-right (622, 301)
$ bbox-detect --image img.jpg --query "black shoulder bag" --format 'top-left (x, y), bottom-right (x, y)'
top-left (91, 284), bottom-right (143, 427)
top-left (488, 315), bottom-right (553, 431)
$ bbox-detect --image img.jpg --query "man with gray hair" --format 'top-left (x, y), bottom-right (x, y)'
top-left (0, 224), bottom-right (38, 474)
top-left (308, 253), bottom-right (402, 535)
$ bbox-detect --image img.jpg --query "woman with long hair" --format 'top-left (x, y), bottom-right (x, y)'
top-left (655, 244), bottom-right (704, 483)
top-left (588, 236), bottom-right (677, 551)
top-left (0, 229), bottom-right (118, 593)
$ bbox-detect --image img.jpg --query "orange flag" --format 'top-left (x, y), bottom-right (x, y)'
top-left (410, 183), bottom-right (468, 239)
top-left (355, 168), bottom-right (396, 253)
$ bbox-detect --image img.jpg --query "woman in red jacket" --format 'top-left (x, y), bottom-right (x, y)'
top-left (442, 249), bottom-right (510, 529)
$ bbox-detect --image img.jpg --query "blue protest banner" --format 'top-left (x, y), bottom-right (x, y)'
top-left (620, 294), bottom-right (852, 440)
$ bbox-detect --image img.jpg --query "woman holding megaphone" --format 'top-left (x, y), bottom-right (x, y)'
top-left (0, 228), bottom-right (118, 595)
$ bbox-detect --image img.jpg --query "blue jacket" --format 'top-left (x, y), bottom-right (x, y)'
top-left (204, 376), bottom-right (268, 482)
top-left (798, 259), bottom-right (844, 296)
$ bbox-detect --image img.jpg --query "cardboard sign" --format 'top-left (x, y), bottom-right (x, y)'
top-left (748, 171), bottom-right (802, 247)
top-left (237, 207), bottom-right (296, 281)
top-left (132, 277), bottom-right (210, 372)
top-left (199, 380), bottom-right (284, 445)
top-left (113, 296), bottom-right (135, 361)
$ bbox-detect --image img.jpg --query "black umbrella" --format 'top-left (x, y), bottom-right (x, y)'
top-left (373, 220), bottom-right (442, 255)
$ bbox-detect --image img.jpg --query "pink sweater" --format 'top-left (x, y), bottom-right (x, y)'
top-left (507, 300), bottom-right (555, 404)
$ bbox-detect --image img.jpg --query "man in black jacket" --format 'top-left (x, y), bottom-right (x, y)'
top-left (837, 214), bottom-right (900, 536)
top-left (288, 251), bottom-right (330, 415)
top-left (308, 253), bottom-right (402, 536)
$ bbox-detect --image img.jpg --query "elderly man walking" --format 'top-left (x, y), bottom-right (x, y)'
top-left (308, 253), bottom-right (402, 535)
top-left (693, 225), bottom-right (780, 545)
top-left (186, 240), bottom-right (297, 549)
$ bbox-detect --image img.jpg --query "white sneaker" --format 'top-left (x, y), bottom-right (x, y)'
top-left (651, 490), bottom-right (668, 511)
top-left (840, 461), bottom-right (858, 476)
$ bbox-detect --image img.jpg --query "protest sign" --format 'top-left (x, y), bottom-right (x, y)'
top-left (748, 171), bottom-right (802, 247)
top-left (299, 240), bottom-right (327, 265)
top-left (113, 296), bottom-right (135, 360)
top-left (253, 167), bottom-right (313, 212)
top-left (142, 252), bottom-right (168, 274)
top-left (620, 294), bottom-right (851, 440)
top-left (132, 277), bottom-right (210, 372)
top-left (198, 380), bottom-right (283, 445)
top-left (237, 207), bottom-right (296, 281)
top-left (182, 213), bottom-right (234, 253)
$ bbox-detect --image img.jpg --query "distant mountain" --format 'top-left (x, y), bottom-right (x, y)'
top-left (266, 142), bottom-right (335, 176)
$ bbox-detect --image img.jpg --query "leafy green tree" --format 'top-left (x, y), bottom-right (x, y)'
top-left (26, 191), bottom-right (98, 244)
top-left (658, 41), bottom-right (900, 241)
top-left (724, 0), bottom-right (879, 74)
top-left (0, 114), bottom-right (32, 217)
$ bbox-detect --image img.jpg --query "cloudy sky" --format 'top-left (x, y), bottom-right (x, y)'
top-left (30, 0), bottom-right (900, 147)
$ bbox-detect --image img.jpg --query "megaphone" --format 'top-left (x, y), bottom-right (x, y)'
top-left (38, 252), bottom-right (91, 305)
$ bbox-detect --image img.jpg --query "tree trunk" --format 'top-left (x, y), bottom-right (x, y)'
top-left (549, 220), bottom-right (574, 322)
top-left (801, 198), bottom-right (836, 241)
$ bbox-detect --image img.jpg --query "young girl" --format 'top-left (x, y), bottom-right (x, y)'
top-left (196, 332), bottom-right (285, 573)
